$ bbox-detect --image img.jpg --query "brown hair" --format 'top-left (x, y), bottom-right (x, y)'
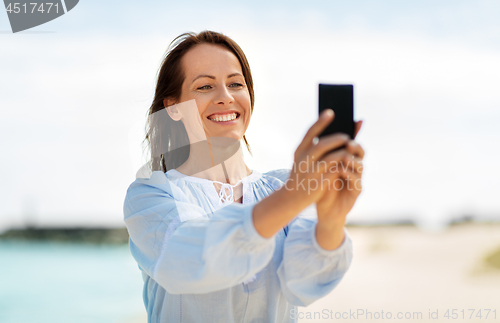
top-left (144, 30), bottom-right (254, 173)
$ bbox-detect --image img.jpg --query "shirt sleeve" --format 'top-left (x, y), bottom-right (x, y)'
top-left (264, 169), bottom-right (354, 307)
top-left (276, 206), bottom-right (353, 307)
top-left (123, 172), bottom-right (276, 295)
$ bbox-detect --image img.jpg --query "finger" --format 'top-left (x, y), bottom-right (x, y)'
top-left (320, 153), bottom-right (363, 177)
top-left (296, 109), bottom-right (334, 157)
top-left (341, 155), bottom-right (363, 174)
top-left (346, 140), bottom-right (365, 159)
top-left (354, 120), bottom-right (363, 139)
top-left (318, 150), bottom-right (364, 176)
top-left (340, 169), bottom-right (363, 192)
top-left (315, 146), bottom-right (349, 173)
top-left (340, 166), bottom-right (362, 180)
top-left (310, 133), bottom-right (350, 161)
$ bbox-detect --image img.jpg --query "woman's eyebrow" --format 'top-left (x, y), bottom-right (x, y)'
top-left (227, 73), bottom-right (243, 79)
top-left (192, 74), bottom-right (215, 83)
top-left (191, 73), bottom-right (243, 84)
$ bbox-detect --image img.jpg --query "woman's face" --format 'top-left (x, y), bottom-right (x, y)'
top-left (175, 43), bottom-right (252, 142)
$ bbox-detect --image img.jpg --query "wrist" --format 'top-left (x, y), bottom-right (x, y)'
top-left (317, 214), bottom-right (346, 229)
top-left (315, 221), bottom-right (346, 251)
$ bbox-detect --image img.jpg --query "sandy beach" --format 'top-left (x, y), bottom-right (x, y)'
top-left (124, 223), bottom-right (500, 322)
top-left (298, 223), bottom-right (500, 323)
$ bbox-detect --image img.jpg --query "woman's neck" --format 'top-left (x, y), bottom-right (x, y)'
top-left (176, 140), bottom-right (251, 185)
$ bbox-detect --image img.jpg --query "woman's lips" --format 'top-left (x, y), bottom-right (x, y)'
top-left (207, 112), bottom-right (240, 123)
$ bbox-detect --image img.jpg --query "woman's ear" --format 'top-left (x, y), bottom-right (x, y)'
top-left (164, 98), bottom-right (182, 121)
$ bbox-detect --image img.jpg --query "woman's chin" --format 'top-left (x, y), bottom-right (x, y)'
top-left (205, 130), bottom-right (242, 140)
top-left (207, 135), bottom-right (241, 146)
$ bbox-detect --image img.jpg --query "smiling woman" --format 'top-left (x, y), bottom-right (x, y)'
top-left (145, 31), bottom-right (255, 174)
top-left (123, 30), bottom-right (365, 323)
top-left (162, 42), bottom-right (253, 186)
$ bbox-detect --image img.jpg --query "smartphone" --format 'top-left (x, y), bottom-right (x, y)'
top-left (318, 84), bottom-right (354, 140)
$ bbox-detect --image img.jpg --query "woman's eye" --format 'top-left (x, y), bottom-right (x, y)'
top-left (197, 85), bottom-right (212, 90)
top-left (229, 83), bottom-right (243, 88)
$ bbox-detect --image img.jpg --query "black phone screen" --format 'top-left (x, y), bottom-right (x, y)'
top-left (318, 84), bottom-right (354, 139)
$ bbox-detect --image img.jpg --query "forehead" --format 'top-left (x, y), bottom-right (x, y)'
top-left (181, 43), bottom-right (243, 78)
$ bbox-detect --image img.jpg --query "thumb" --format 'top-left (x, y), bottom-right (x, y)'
top-left (354, 120), bottom-right (363, 139)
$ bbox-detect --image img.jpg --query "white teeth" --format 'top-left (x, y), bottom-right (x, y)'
top-left (209, 113), bottom-right (237, 122)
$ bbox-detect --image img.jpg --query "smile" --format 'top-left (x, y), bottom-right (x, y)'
top-left (207, 112), bottom-right (240, 122)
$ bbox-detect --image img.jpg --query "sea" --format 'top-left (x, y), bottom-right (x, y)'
top-left (0, 240), bottom-right (146, 323)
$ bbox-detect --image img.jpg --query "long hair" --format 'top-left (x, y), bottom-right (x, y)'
top-left (143, 30), bottom-right (255, 173)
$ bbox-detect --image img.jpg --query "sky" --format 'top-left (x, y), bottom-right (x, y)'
top-left (1, 0), bottom-right (499, 232)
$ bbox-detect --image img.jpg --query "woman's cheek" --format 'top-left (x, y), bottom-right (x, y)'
top-left (195, 97), bottom-right (210, 115)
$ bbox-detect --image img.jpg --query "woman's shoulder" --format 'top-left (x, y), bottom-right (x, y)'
top-left (261, 168), bottom-right (291, 183)
top-left (125, 171), bottom-right (175, 201)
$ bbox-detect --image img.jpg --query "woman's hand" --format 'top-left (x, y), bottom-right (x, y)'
top-left (315, 120), bottom-right (364, 250)
top-left (252, 111), bottom-right (363, 240)
top-left (283, 109), bottom-right (352, 211)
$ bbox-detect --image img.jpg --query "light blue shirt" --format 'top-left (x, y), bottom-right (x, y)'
top-left (123, 168), bottom-right (353, 323)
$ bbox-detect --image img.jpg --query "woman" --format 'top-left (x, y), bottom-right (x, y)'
top-left (124, 30), bottom-right (364, 323)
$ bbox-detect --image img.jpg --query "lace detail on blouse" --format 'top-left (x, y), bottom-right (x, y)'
top-left (214, 180), bottom-right (243, 205)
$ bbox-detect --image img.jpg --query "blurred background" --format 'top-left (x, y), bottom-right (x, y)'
top-left (1, 0), bottom-right (499, 322)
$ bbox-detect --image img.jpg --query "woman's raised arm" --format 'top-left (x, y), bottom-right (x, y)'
top-left (252, 109), bottom-right (354, 240)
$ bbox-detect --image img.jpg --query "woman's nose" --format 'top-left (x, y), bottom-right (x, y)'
top-left (213, 85), bottom-right (234, 105)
